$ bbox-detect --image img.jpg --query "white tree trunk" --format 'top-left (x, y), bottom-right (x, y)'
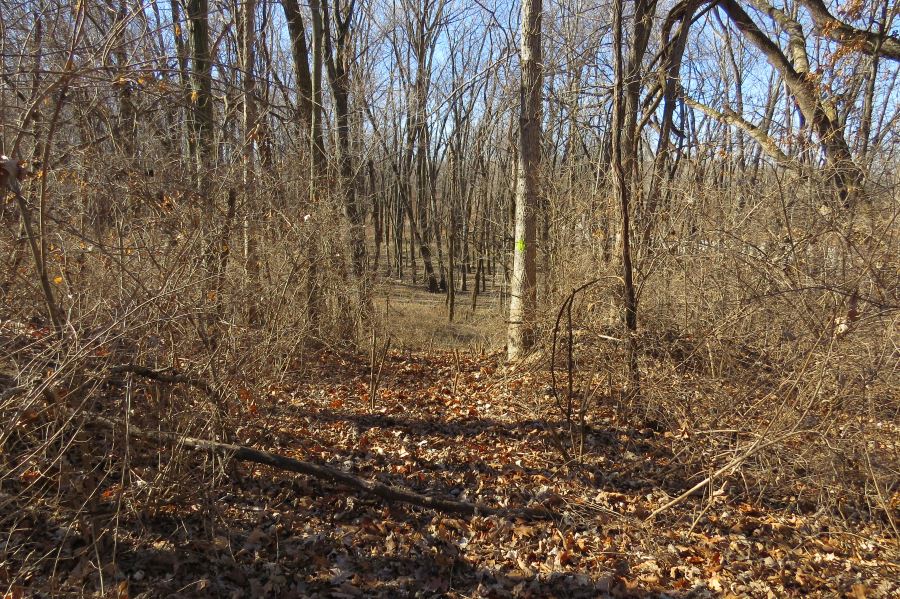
top-left (507, 0), bottom-right (542, 361)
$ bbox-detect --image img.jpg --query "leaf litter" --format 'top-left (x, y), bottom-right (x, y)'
top-left (1, 346), bottom-right (897, 598)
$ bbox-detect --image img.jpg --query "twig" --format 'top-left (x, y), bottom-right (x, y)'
top-left (368, 333), bottom-right (391, 411)
top-left (0, 385), bottom-right (28, 403)
top-left (864, 446), bottom-right (899, 541)
top-left (369, 329), bottom-right (377, 410)
top-left (452, 349), bottom-right (461, 399)
top-left (644, 429), bottom-right (813, 522)
top-left (548, 279), bottom-right (604, 461)
top-left (110, 363), bottom-right (227, 420)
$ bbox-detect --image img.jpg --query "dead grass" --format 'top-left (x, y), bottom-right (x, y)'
top-left (371, 278), bottom-right (506, 353)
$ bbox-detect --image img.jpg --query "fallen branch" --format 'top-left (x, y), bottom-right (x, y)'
top-left (89, 413), bottom-right (554, 520)
top-left (110, 364), bottom-right (218, 397)
top-left (644, 429), bottom-right (812, 522)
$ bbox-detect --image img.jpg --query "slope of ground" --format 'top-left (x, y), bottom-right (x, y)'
top-left (2, 341), bottom-right (896, 598)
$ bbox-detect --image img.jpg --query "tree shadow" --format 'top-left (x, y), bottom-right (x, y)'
top-left (275, 406), bottom-right (686, 497)
top-left (4, 422), bottom-right (708, 599)
top-left (106, 494), bottom-right (689, 599)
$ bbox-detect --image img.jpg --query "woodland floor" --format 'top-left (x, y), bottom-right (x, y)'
top-left (2, 287), bottom-right (899, 598)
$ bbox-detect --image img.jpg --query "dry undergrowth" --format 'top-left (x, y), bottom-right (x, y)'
top-left (372, 279), bottom-right (506, 353)
top-left (1, 330), bottom-right (897, 597)
top-left (1, 176), bottom-right (898, 597)
top-left (2, 277), bottom-right (898, 598)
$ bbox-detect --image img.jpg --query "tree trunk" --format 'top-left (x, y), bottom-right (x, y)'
top-left (719, 0), bottom-right (863, 206)
top-left (187, 0), bottom-right (223, 338)
top-left (187, 0), bottom-right (213, 178)
top-left (289, 0), bottom-right (328, 327)
top-left (644, 0), bottom-right (694, 247)
top-left (507, 0), bottom-right (542, 362)
top-left (858, 0), bottom-right (888, 165)
top-left (622, 0), bottom-right (659, 231)
top-left (170, 0), bottom-right (195, 173)
top-left (241, 0), bottom-right (260, 325)
top-left (315, 0), bottom-right (371, 317)
top-left (612, 0), bottom-right (640, 392)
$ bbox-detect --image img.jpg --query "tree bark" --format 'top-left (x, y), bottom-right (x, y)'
top-left (241, 0), bottom-right (260, 325)
top-left (186, 0), bottom-right (213, 177)
top-left (645, 0), bottom-right (696, 248)
top-left (797, 0), bottom-right (900, 61)
top-left (281, 0), bottom-right (314, 129)
top-left (507, 0), bottom-right (542, 362)
top-left (314, 0), bottom-right (371, 318)
top-left (612, 0), bottom-right (640, 391)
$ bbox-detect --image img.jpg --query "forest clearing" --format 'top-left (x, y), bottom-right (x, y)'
top-left (1, 0), bottom-right (899, 596)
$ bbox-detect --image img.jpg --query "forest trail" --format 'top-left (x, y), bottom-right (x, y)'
top-left (4, 0), bottom-right (900, 593)
top-left (372, 278), bottom-right (507, 351)
top-left (11, 342), bottom-right (895, 598)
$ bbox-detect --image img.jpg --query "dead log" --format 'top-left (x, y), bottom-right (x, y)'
top-left (89, 413), bottom-right (554, 520)
top-left (94, 364), bottom-right (554, 518)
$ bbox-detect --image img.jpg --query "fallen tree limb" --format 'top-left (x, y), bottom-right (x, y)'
top-left (89, 413), bottom-right (554, 520)
top-left (110, 364), bottom-right (227, 422)
top-left (110, 364), bottom-right (219, 398)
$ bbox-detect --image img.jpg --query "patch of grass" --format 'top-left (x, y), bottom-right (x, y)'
top-left (372, 279), bottom-right (506, 352)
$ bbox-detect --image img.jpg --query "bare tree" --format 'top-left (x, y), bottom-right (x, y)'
top-left (311, 0), bottom-right (370, 319)
top-left (508, 0), bottom-right (542, 361)
top-left (241, 0), bottom-right (260, 324)
top-left (282, 0), bottom-right (326, 323)
top-left (609, 0), bottom-right (642, 390)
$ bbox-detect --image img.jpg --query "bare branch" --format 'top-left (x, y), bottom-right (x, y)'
top-left (799, 0), bottom-right (900, 61)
